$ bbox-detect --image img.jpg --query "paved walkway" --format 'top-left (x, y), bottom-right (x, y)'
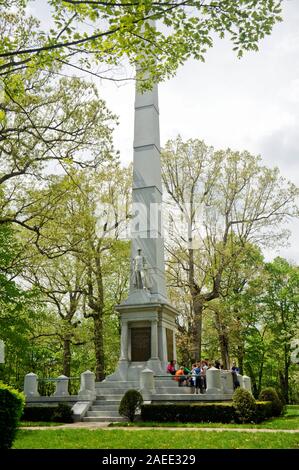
top-left (19, 423), bottom-right (299, 433)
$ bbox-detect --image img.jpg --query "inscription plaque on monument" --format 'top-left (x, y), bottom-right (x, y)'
top-left (131, 327), bottom-right (151, 361)
top-left (166, 328), bottom-right (174, 361)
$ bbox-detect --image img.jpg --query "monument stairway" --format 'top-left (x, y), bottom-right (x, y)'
top-left (83, 398), bottom-right (126, 422)
top-left (83, 380), bottom-right (139, 422)
top-left (82, 376), bottom-right (194, 422)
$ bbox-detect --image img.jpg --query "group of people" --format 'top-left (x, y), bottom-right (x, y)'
top-left (166, 359), bottom-right (240, 393)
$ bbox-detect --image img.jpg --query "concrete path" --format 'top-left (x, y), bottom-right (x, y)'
top-left (19, 423), bottom-right (299, 433)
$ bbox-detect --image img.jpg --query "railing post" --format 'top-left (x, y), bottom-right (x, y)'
top-left (78, 370), bottom-right (96, 400)
top-left (54, 375), bottom-right (69, 397)
top-left (140, 368), bottom-right (155, 400)
top-left (206, 367), bottom-right (221, 394)
top-left (24, 372), bottom-right (40, 398)
top-left (237, 373), bottom-right (244, 389)
top-left (221, 370), bottom-right (234, 394)
top-left (242, 375), bottom-right (252, 393)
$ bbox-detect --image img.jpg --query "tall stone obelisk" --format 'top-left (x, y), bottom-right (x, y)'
top-left (110, 80), bottom-right (178, 381)
top-left (128, 81), bottom-right (168, 304)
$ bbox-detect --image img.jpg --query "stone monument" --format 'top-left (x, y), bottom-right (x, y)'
top-left (103, 78), bottom-right (178, 383)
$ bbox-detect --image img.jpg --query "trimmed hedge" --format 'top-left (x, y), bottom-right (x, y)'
top-left (255, 401), bottom-right (273, 423)
top-left (0, 381), bottom-right (25, 449)
top-left (141, 401), bottom-right (274, 424)
top-left (141, 403), bottom-right (236, 423)
top-left (22, 403), bottom-right (73, 423)
top-left (259, 388), bottom-right (284, 417)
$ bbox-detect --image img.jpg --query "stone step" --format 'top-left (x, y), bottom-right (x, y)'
top-left (91, 405), bottom-right (120, 411)
top-left (93, 400), bottom-right (121, 406)
top-left (155, 381), bottom-right (186, 387)
top-left (96, 389), bottom-right (132, 395)
top-left (155, 387), bottom-right (193, 394)
top-left (83, 416), bottom-right (126, 422)
top-left (96, 394), bottom-right (124, 400)
top-left (96, 381), bottom-right (139, 387)
top-left (152, 393), bottom-right (233, 401)
top-left (86, 410), bottom-right (121, 417)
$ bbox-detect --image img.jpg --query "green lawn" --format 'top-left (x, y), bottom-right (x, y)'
top-left (19, 421), bottom-right (63, 427)
top-left (14, 405), bottom-right (299, 449)
top-left (112, 405), bottom-right (299, 430)
top-left (13, 428), bottom-right (299, 449)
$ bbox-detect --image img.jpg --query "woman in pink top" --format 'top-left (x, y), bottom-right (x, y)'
top-left (166, 360), bottom-right (176, 375)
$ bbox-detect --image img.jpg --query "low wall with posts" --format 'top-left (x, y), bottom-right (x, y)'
top-left (24, 370), bottom-right (96, 405)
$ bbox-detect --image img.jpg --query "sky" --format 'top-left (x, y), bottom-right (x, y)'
top-left (97, 0), bottom-right (299, 264)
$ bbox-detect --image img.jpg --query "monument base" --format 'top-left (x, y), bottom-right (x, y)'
top-left (103, 359), bottom-right (165, 384)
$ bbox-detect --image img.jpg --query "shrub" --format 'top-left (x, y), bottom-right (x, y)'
top-left (22, 406), bottom-right (56, 422)
top-left (141, 402), bottom-right (236, 423)
top-left (141, 401), bottom-right (273, 424)
top-left (233, 388), bottom-right (256, 423)
top-left (52, 403), bottom-right (73, 423)
top-left (22, 404), bottom-right (73, 423)
top-left (0, 381), bottom-right (25, 449)
top-left (259, 387), bottom-right (284, 417)
top-left (255, 401), bottom-right (273, 423)
top-left (119, 390), bottom-right (143, 422)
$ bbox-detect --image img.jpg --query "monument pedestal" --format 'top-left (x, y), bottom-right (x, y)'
top-left (104, 300), bottom-right (178, 383)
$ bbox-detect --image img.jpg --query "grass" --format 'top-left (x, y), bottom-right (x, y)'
top-left (13, 405), bottom-right (299, 449)
top-left (13, 428), bottom-right (299, 449)
top-left (19, 421), bottom-right (64, 427)
top-left (110, 405), bottom-right (299, 430)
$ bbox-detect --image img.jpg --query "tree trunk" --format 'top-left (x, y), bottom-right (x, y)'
top-left (62, 337), bottom-right (71, 378)
top-left (191, 298), bottom-right (203, 361)
top-left (93, 314), bottom-right (105, 381)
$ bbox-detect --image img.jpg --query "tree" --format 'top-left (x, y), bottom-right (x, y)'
top-left (227, 257), bottom-right (299, 402)
top-left (209, 240), bottom-right (264, 370)
top-left (254, 258), bottom-right (299, 402)
top-left (0, 62), bottom-right (117, 248)
top-left (20, 164), bottom-right (131, 380)
top-left (23, 252), bottom-right (87, 378)
top-left (0, 223), bottom-right (46, 388)
top-left (162, 137), bottom-right (298, 360)
top-left (0, 1), bottom-right (283, 89)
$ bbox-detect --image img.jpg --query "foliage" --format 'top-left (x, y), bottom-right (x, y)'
top-left (162, 136), bottom-right (298, 361)
top-left (119, 390), bottom-right (143, 422)
top-left (19, 165), bottom-right (130, 380)
top-left (232, 388), bottom-right (256, 424)
top-left (22, 404), bottom-right (73, 423)
top-left (0, 1), bottom-right (283, 90)
top-left (22, 406), bottom-right (56, 422)
top-left (0, 381), bottom-right (25, 449)
top-left (259, 388), bottom-right (284, 417)
top-left (141, 402), bottom-right (236, 424)
top-left (52, 403), bottom-right (73, 423)
top-left (0, 223), bottom-right (48, 388)
top-left (235, 257), bottom-right (299, 403)
top-left (141, 401), bottom-right (272, 424)
top-left (0, 69), bottom-right (117, 243)
top-left (255, 401), bottom-right (273, 423)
